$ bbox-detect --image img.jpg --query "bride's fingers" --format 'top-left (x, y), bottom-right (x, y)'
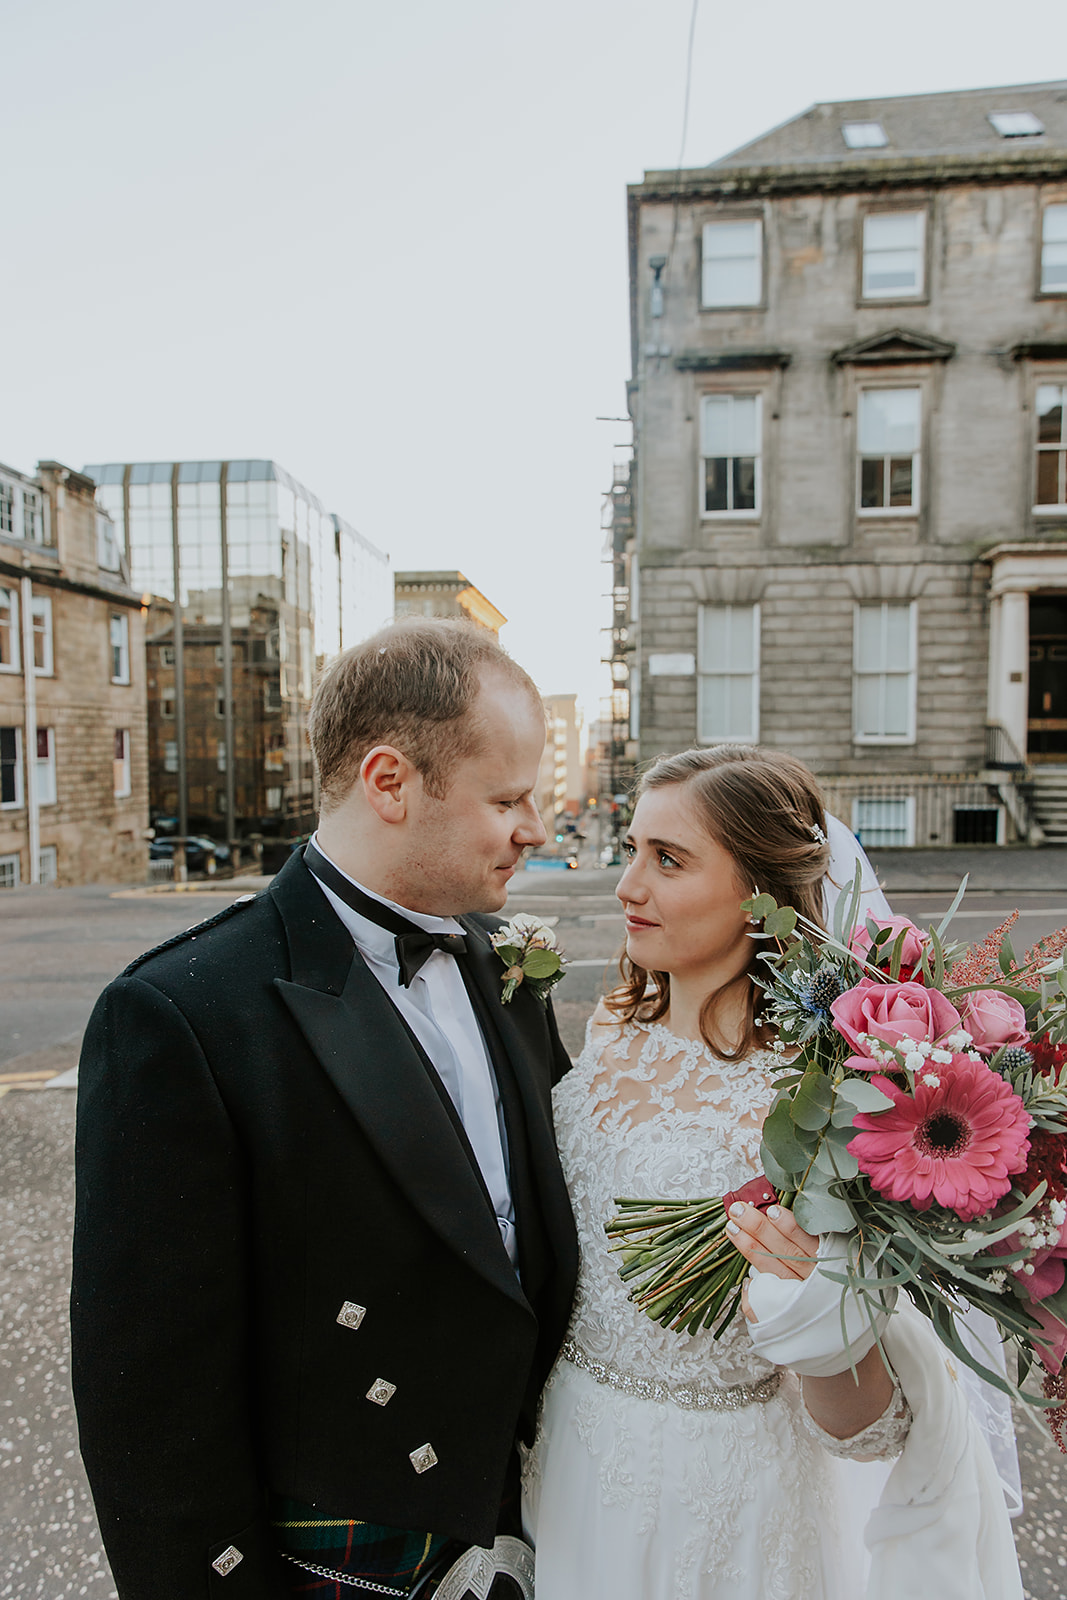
top-left (726, 1202), bottom-right (819, 1280)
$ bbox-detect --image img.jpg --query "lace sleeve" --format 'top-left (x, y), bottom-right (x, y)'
top-left (797, 1370), bottom-right (913, 1462)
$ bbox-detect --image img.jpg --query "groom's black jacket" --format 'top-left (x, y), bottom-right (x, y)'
top-left (70, 852), bottom-right (579, 1599)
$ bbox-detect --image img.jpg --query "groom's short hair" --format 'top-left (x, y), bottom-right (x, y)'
top-left (309, 618), bottom-right (542, 808)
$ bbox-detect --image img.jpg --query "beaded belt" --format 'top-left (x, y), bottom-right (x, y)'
top-left (561, 1338), bottom-right (782, 1412)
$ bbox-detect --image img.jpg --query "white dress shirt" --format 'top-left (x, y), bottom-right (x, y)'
top-left (307, 836), bottom-right (517, 1266)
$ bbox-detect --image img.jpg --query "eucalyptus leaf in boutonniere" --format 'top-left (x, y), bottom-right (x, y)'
top-left (489, 913), bottom-right (568, 1005)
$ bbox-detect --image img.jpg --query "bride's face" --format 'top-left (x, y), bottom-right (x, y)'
top-left (616, 784), bottom-right (752, 985)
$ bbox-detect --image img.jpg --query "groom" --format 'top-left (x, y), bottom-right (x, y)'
top-left (71, 619), bottom-right (579, 1599)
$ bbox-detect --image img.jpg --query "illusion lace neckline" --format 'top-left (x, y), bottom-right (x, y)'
top-left (585, 1017), bottom-right (778, 1135)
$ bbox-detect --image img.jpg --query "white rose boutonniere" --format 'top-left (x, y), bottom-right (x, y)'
top-left (489, 913), bottom-right (568, 1005)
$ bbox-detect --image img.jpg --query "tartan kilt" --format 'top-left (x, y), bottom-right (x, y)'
top-left (272, 1495), bottom-right (453, 1596)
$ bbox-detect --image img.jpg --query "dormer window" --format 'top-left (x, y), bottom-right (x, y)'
top-left (842, 122), bottom-right (888, 149)
top-left (988, 111), bottom-right (1044, 138)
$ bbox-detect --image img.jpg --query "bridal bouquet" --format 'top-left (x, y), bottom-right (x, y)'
top-left (606, 874), bottom-right (1067, 1434)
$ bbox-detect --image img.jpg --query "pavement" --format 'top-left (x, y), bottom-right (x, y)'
top-left (4, 861), bottom-right (1067, 1596)
top-left (865, 846), bottom-right (1067, 894)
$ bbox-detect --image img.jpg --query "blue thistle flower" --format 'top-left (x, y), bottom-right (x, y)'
top-left (998, 1045), bottom-right (1033, 1075)
top-left (796, 967), bottom-right (846, 1018)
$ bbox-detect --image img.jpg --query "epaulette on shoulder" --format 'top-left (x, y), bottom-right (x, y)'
top-left (123, 893), bottom-right (258, 975)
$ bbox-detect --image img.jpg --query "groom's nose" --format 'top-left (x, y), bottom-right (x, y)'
top-left (513, 797), bottom-right (547, 848)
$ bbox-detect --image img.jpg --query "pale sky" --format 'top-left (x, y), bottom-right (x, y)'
top-left (2, 0), bottom-right (1063, 719)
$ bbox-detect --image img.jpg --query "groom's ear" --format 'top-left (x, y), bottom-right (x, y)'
top-left (360, 745), bottom-right (420, 824)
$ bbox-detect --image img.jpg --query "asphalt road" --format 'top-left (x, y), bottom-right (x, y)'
top-left (3, 863), bottom-right (1067, 1596)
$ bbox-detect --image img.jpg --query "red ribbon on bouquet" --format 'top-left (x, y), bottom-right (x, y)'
top-left (720, 1174), bottom-right (777, 1215)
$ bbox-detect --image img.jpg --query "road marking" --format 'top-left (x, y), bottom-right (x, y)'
top-left (0, 1069), bottom-right (60, 1084)
top-left (901, 907), bottom-right (1067, 920)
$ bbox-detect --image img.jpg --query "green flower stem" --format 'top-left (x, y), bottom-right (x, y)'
top-left (607, 1187), bottom-right (801, 1334)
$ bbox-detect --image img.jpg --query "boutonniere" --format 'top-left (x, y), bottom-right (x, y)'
top-left (489, 914), bottom-right (568, 1005)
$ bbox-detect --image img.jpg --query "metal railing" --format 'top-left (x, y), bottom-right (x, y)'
top-left (818, 774), bottom-right (1028, 847)
top-left (984, 723), bottom-right (1027, 771)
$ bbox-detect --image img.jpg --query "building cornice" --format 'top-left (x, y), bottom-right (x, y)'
top-left (0, 553), bottom-right (142, 608)
top-left (982, 541), bottom-right (1067, 562)
top-left (630, 147), bottom-right (1067, 203)
top-left (675, 349), bottom-right (791, 372)
top-left (1010, 341), bottom-right (1067, 362)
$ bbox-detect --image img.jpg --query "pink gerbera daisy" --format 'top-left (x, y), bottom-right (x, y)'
top-left (847, 1055), bottom-right (1031, 1222)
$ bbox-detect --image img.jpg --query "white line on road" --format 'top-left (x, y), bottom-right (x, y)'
top-left (903, 907), bottom-right (1067, 920)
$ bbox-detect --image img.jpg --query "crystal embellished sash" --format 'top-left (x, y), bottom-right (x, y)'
top-left (561, 1338), bottom-right (782, 1411)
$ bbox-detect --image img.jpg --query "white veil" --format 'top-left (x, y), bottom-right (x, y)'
top-left (821, 813), bottom-right (1023, 1517)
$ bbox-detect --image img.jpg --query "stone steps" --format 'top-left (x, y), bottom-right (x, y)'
top-left (1027, 772), bottom-right (1067, 839)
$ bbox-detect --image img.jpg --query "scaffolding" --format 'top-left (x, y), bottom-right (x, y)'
top-left (597, 455), bottom-right (637, 856)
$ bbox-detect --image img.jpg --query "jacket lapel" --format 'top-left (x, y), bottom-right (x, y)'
top-left (269, 855), bottom-right (528, 1313)
top-left (457, 919), bottom-right (579, 1309)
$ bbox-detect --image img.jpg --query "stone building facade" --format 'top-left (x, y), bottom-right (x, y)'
top-left (0, 460), bottom-right (148, 887)
top-left (394, 571), bottom-right (506, 633)
top-left (627, 81), bottom-right (1067, 845)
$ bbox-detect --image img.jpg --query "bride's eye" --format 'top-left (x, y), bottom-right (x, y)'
top-left (657, 850), bottom-right (680, 869)
top-left (621, 840), bottom-right (636, 859)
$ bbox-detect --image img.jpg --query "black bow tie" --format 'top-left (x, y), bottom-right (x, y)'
top-left (304, 841), bottom-right (468, 988)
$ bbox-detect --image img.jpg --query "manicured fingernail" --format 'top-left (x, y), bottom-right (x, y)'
top-left (729, 1202), bottom-right (745, 1217)
top-left (725, 1220), bottom-right (740, 1235)
top-left (767, 1205), bottom-right (781, 1219)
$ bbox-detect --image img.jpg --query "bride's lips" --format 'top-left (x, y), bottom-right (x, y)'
top-left (624, 913), bottom-right (658, 931)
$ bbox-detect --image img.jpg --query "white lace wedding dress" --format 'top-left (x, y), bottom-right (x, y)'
top-left (522, 1017), bottom-right (905, 1600)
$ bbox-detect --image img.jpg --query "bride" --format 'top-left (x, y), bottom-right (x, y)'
top-left (522, 744), bottom-right (1021, 1600)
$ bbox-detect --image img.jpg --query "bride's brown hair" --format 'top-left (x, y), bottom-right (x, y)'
top-left (605, 745), bottom-right (830, 1060)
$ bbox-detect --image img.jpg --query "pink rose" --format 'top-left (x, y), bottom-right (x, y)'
top-left (851, 915), bottom-right (927, 975)
top-left (991, 1202), bottom-right (1067, 1322)
top-left (1014, 1210), bottom-right (1067, 1301)
top-left (831, 979), bottom-right (962, 1054)
top-left (843, 1053), bottom-right (884, 1074)
top-left (957, 990), bottom-right (1029, 1053)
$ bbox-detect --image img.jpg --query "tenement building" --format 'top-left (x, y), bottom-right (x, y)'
top-left (85, 460), bottom-right (390, 853)
top-left (394, 571), bottom-right (506, 634)
top-left (0, 459), bottom-right (148, 887)
top-left (626, 81), bottom-right (1067, 845)
top-left (537, 693), bottom-right (584, 845)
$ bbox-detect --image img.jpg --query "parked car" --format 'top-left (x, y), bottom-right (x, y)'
top-left (149, 837), bottom-right (217, 875)
top-left (189, 835), bottom-right (231, 866)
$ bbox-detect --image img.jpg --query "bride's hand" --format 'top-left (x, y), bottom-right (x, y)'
top-left (725, 1202), bottom-right (820, 1323)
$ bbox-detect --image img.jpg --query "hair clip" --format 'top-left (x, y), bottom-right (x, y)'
top-left (810, 822), bottom-right (827, 845)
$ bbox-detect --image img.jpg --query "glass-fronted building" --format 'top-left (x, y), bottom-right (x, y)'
top-left (85, 460), bottom-right (390, 850)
